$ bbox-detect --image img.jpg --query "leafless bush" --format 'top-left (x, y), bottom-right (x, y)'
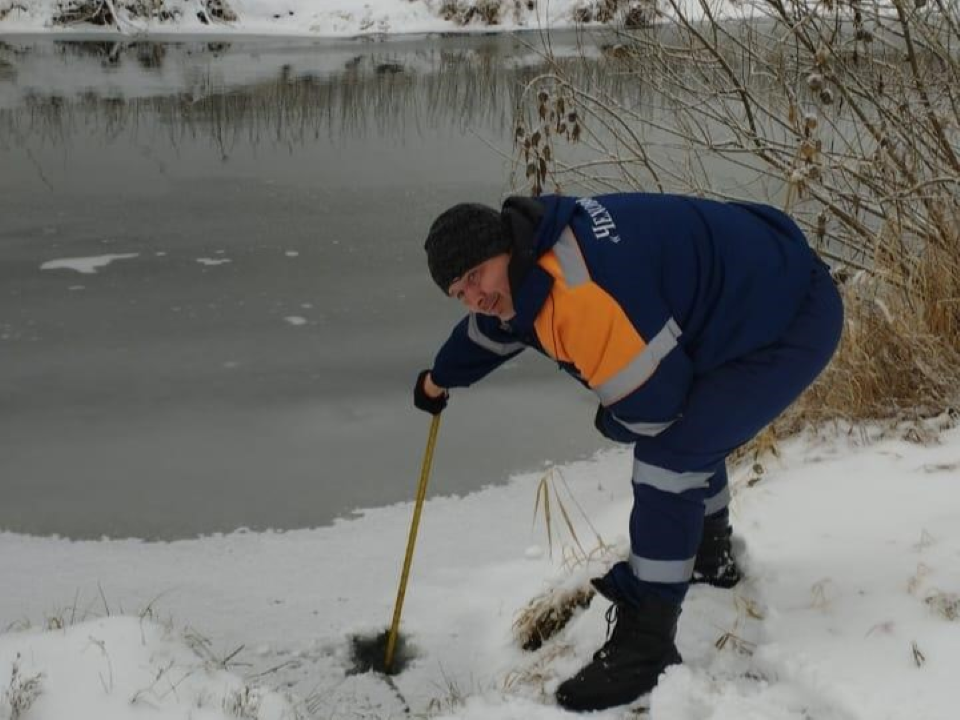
top-left (514, 1), bottom-right (960, 423)
top-left (52, 0), bottom-right (231, 26)
top-left (573, 0), bottom-right (656, 25)
top-left (0, 3), bottom-right (28, 21)
top-left (574, 0), bottom-right (620, 23)
top-left (203, 0), bottom-right (235, 22)
top-left (52, 0), bottom-right (116, 26)
top-left (126, 0), bottom-right (178, 20)
top-left (435, 0), bottom-right (653, 26)
top-left (438, 0), bottom-right (504, 25)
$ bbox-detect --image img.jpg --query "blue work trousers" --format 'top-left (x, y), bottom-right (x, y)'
top-left (605, 261), bottom-right (844, 606)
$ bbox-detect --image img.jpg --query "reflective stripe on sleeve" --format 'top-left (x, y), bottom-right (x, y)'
top-left (467, 314), bottom-right (525, 356)
top-left (632, 459), bottom-right (713, 493)
top-left (610, 414), bottom-right (677, 437)
top-left (629, 553), bottom-right (696, 584)
top-left (595, 318), bottom-right (681, 405)
top-left (704, 484), bottom-right (731, 516)
top-left (553, 226), bottom-right (590, 288)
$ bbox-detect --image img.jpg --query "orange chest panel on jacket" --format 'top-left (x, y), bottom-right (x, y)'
top-left (532, 248), bottom-right (648, 391)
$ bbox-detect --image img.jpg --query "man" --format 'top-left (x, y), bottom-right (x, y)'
top-left (412, 194), bottom-right (843, 712)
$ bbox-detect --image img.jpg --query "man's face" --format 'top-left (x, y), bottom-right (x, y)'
top-left (447, 252), bottom-right (515, 321)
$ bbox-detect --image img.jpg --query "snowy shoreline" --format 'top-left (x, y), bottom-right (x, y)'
top-left (5, 3), bottom-right (959, 716)
top-left (0, 0), bottom-right (632, 39)
top-left (0, 24), bottom-right (577, 41)
top-left (3, 423), bottom-right (960, 719)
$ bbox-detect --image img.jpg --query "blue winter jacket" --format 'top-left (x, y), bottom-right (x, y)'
top-left (430, 193), bottom-right (817, 440)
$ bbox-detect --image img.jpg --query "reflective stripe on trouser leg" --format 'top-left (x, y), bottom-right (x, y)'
top-left (632, 457), bottom-right (713, 493)
top-left (704, 465), bottom-right (731, 517)
top-left (629, 554), bottom-right (696, 584)
top-left (627, 459), bottom-right (711, 588)
top-left (704, 484), bottom-right (731, 516)
top-left (626, 479), bottom-right (706, 598)
top-left (612, 265), bottom-right (844, 606)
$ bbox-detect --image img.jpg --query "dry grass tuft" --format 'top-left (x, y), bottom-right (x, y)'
top-left (714, 630), bottom-right (756, 656)
top-left (780, 277), bottom-right (960, 433)
top-left (924, 592), bottom-right (960, 622)
top-left (502, 642), bottom-right (574, 694)
top-left (222, 685), bottom-right (263, 720)
top-left (512, 584), bottom-right (596, 652)
top-left (2, 655), bottom-right (44, 720)
top-left (512, 468), bottom-right (619, 650)
top-left (912, 640), bottom-right (926, 667)
top-left (531, 467), bottom-right (608, 565)
top-left (743, 253), bottom-right (960, 461)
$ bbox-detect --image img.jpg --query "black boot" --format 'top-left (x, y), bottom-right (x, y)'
top-left (691, 514), bottom-right (742, 588)
top-left (555, 580), bottom-right (681, 712)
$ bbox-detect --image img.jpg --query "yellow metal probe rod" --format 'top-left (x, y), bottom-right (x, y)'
top-left (384, 413), bottom-right (441, 673)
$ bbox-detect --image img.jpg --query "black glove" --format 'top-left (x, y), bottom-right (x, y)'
top-left (414, 369), bottom-right (448, 415)
top-left (593, 404), bottom-right (634, 443)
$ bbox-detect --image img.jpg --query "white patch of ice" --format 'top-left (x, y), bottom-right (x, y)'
top-left (40, 254), bottom-right (139, 274)
top-left (196, 258), bottom-right (232, 266)
top-left (283, 316), bottom-right (307, 326)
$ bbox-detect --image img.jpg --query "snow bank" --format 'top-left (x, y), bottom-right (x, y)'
top-left (0, 617), bottom-right (296, 720)
top-left (2, 423), bottom-right (959, 719)
top-left (0, 0), bottom-right (652, 37)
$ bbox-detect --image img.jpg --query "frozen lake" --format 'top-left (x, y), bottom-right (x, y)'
top-left (0, 33), bottom-right (628, 539)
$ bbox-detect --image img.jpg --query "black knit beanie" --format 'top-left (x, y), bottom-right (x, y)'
top-left (424, 203), bottom-right (511, 293)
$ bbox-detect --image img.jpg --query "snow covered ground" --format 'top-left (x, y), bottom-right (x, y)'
top-left (3, 0), bottom-right (596, 36)
top-left (2, 418), bottom-right (959, 719)
top-left (0, 0), bottom-right (725, 37)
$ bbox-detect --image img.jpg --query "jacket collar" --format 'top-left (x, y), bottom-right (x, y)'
top-left (502, 197), bottom-right (553, 335)
top-left (508, 264), bottom-right (554, 335)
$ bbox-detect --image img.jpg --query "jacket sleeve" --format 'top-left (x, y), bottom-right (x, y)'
top-left (431, 313), bottom-right (526, 389)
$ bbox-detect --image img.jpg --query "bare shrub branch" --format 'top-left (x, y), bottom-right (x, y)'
top-left (514, 1), bottom-right (960, 423)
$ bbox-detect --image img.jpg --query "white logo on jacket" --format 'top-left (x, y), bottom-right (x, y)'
top-left (577, 197), bottom-right (622, 244)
